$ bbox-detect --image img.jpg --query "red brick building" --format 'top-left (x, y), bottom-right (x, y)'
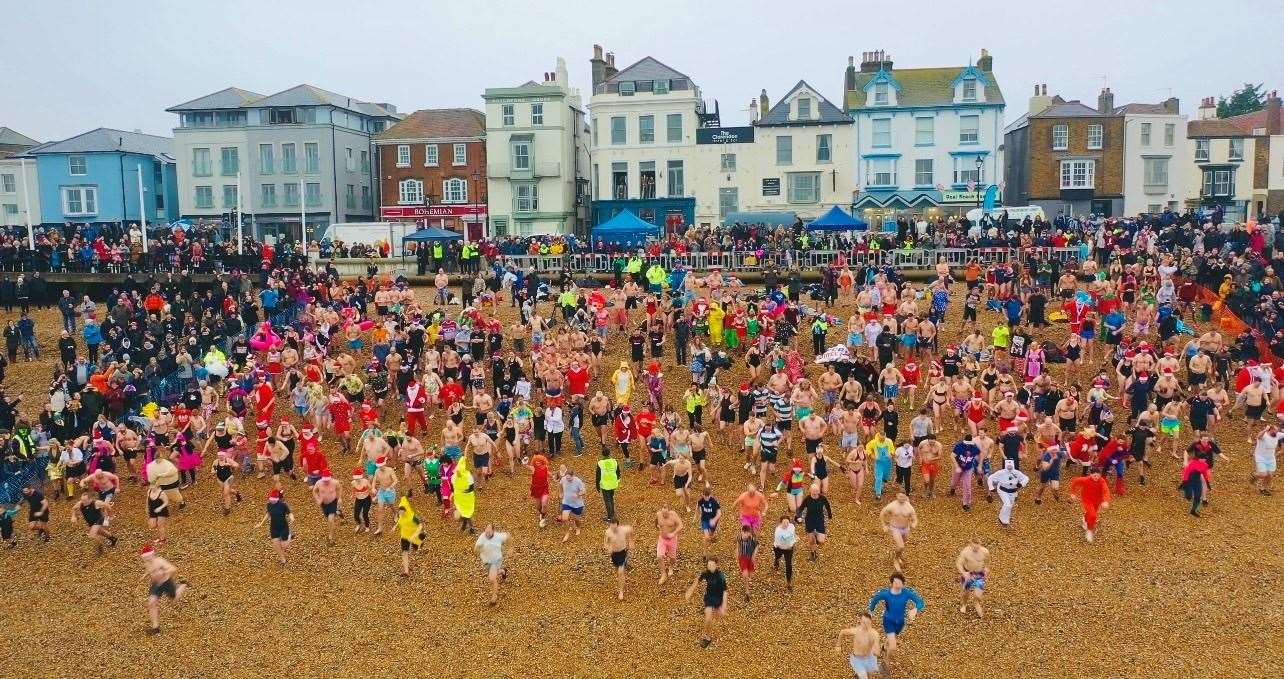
top-left (374, 109), bottom-right (488, 239)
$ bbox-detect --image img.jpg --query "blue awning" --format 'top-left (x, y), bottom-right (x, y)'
top-left (852, 190), bottom-right (941, 208)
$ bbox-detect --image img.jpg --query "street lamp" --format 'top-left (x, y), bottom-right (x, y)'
top-left (974, 156), bottom-right (985, 217)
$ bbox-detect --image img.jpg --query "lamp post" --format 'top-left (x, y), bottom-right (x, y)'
top-left (974, 156), bottom-right (985, 217)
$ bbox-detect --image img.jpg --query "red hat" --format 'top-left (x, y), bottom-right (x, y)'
top-left (268, 489), bottom-right (282, 501)
top-left (375, 455), bottom-right (387, 466)
top-left (352, 467), bottom-right (364, 479)
top-left (139, 542), bottom-right (155, 556)
top-left (739, 382), bottom-right (750, 391)
top-left (1248, 359), bottom-right (1260, 367)
top-left (321, 469), bottom-right (332, 479)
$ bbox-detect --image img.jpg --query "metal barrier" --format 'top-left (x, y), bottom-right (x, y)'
top-left (1, 455), bottom-right (49, 505)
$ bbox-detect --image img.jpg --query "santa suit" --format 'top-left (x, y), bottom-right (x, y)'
top-left (405, 381), bottom-right (428, 435)
top-left (566, 366), bottom-right (590, 398)
top-left (254, 382), bottom-right (276, 427)
top-left (986, 460), bottom-right (1030, 525)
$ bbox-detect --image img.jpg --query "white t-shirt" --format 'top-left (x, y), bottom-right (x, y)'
top-left (1255, 432), bottom-right (1284, 458)
top-left (773, 522), bottom-right (797, 550)
top-left (475, 531), bottom-right (509, 564)
top-left (895, 444), bottom-right (915, 468)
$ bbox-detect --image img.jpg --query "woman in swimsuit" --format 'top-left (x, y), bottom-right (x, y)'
top-left (843, 447), bottom-right (867, 503)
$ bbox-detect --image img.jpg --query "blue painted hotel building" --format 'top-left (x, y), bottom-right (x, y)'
top-left (29, 128), bottom-right (179, 227)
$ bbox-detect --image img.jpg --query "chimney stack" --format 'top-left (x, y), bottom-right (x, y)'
top-left (604, 52), bottom-right (618, 81)
top-left (1161, 97), bottom-right (1180, 115)
top-left (860, 50), bottom-right (881, 73)
top-left (590, 45), bottom-right (608, 91)
top-left (749, 98), bottom-right (759, 124)
top-left (1198, 96), bottom-right (1217, 120)
top-left (1265, 91), bottom-right (1282, 135)
top-left (1029, 83), bottom-right (1053, 116)
top-left (844, 55), bottom-right (857, 92)
top-left (1098, 87), bottom-right (1115, 114)
top-left (977, 48), bottom-right (993, 72)
top-left (759, 89), bottom-right (770, 119)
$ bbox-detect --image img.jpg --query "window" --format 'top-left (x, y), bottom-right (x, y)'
top-left (62, 186), bottom-right (97, 215)
top-left (269, 108), bottom-right (296, 124)
top-left (192, 148), bottom-right (212, 177)
top-left (1194, 140), bottom-right (1210, 162)
top-left (915, 117), bottom-right (934, 145)
top-left (1203, 169), bottom-right (1233, 196)
top-left (718, 187), bottom-right (738, 218)
top-left (360, 150), bottom-right (369, 173)
top-left (515, 183), bottom-right (538, 212)
top-left (960, 115), bottom-right (980, 144)
top-left (1052, 124), bottom-right (1068, 151)
top-left (611, 116), bottom-right (626, 145)
top-left (68, 155), bottom-right (87, 176)
top-left (654, 80), bottom-right (670, 95)
top-left (720, 153), bottom-right (737, 172)
top-left (787, 172), bottom-right (820, 203)
top-left (1059, 159), bottom-right (1095, 189)
top-left (816, 134), bottom-right (832, 162)
top-left (453, 143), bottom-right (467, 166)
top-left (872, 119), bottom-right (891, 147)
top-left (667, 114), bottom-right (682, 143)
top-left (797, 97), bottom-right (812, 119)
top-left (345, 147), bottom-right (355, 172)
top-left (618, 81), bottom-right (635, 97)
top-left (261, 184), bottom-right (277, 207)
top-left (1140, 123), bottom-right (1152, 146)
top-left (952, 157), bottom-right (984, 185)
top-left (220, 147), bottom-right (239, 175)
top-left (222, 184), bottom-right (238, 208)
top-left (259, 144), bottom-right (274, 174)
top-left (1148, 204), bottom-right (1162, 214)
top-left (399, 179), bottom-right (423, 204)
top-left (304, 143), bottom-right (319, 173)
top-left (305, 182), bottom-right (321, 207)
top-left (639, 161), bottom-right (656, 199)
top-left (1086, 124), bottom-right (1103, 150)
top-left (611, 162), bottom-right (628, 199)
top-left (194, 186), bottom-right (213, 209)
top-left (776, 135), bottom-right (793, 165)
top-left (914, 159), bottom-right (933, 187)
top-left (1229, 139), bottom-right (1244, 161)
top-left (511, 142), bottom-right (530, 170)
top-left (281, 143), bottom-right (297, 173)
top-left (667, 160), bottom-right (684, 197)
top-left (1164, 123), bottom-right (1175, 147)
top-left (961, 79), bottom-right (977, 102)
top-left (1143, 158), bottom-right (1169, 188)
top-left (867, 158), bottom-right (896, 187)
top-left (361, 185), bottom-right (370, 209)
top-left (639, 115), bottom-right (655, 144)
top-left (443, 178), bottom-right (468, 203)
top-left (425, 144), bottom-right (438, 166)
top-left (0, 174), bottom-right (15, 193)
top-left (345, 184), bottom-right (356, 209)
top-left (283, 183), bottom-right (299, 207)
top-left (531, 103), bottom-right (544, 126)
top-left (502, 104), bottom-right (515, 126)
top-left (2, 204), bottom-right (17, 220)
top-left (873, 82), bottom-right (889, 105)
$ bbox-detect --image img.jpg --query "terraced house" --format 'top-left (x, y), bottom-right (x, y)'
top-left (845, 49), bottom-right (1005, 220)
top-left (168, 85), bottom-right (399, 243)
top-left (374, 108), bottom-right (488, 239)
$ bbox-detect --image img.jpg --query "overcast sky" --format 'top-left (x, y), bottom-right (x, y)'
top-left (6, 0), bottom-right (1281, 142)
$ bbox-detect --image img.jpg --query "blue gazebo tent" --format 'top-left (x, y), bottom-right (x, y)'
top-left (402, 227), bottom-right (463, 242)
top-left (592, 209), bottom-right (659, 246)
top-left (807, 205), bottom-right (867, 231)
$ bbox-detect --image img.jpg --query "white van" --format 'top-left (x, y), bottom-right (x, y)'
top-left (325, 222), bottom-right (415, 257)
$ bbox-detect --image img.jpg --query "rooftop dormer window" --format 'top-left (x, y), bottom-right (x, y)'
top-left (270, 108), bottom-right (296, 124)
top-left (655, 79), bottom-right (670, 95)
top-left (619, 81), bottom-right (635, 96)
top-left (874, 82), bottom-right (889, 105)
top-left (797, 97), bottom-right (812, 119)
top-left (962, 79), bottom-right (977, 102)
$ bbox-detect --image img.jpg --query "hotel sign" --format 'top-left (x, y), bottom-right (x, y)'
top-left (381, 204), bottom-right (488, 218)
top-left (697, 126), bottom-right (755, 144)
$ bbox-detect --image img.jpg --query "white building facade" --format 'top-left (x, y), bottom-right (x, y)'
top-left (0, 157), bottom-right (41, 228)
top-left (1184, 99), bottom-right (1256, 223)
top-left (483, 58), bottom-right (590, 236)
top-left (689, 81), bottom-right (854, 222)
top-left (844, 50), bottom-right (1005, 219)
top-left (588, 53), bottom-right (703, 230)
top-left (1118, 101), bottom-right (1187, 215)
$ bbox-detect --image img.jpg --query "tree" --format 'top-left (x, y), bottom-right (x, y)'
top-left (1217, 83), bottom-right (1266, 119)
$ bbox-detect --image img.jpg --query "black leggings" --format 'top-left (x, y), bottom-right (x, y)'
top-left (895, 465), bottom-right (912, 493)
top-left (773, 546), bottom-right (794, 584)
top-left (547, 431), bottom-right (563, 457)
top-left (688, 406), bottom-right (702, 427)
top-left (354, 497), bottom-right (371, 527)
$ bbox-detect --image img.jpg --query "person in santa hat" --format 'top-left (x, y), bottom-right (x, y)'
top-left (140, 542), bottom-right (188, 635)
top-left (614, 405), bottom-right (637, 464)
top-left (404, 375), bottom-right (429, 436)
top-left (254, 488), bottom-right (294, 566)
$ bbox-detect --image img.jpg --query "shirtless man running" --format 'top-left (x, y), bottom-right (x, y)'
top-left (655, 506), bottom-right (684, 585)
top-left (311, 470), bottom-right (341, 545)
top-left (604, 519), bottom-right (636, 601)
top-left (955, 539), bottom-right (990, 618)
top-left (835, 612), bottom-right (882, 679)
top-left (878, 493), bottom-right (918, 571)
top-left (139, 543), bottom-right (189, 635)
